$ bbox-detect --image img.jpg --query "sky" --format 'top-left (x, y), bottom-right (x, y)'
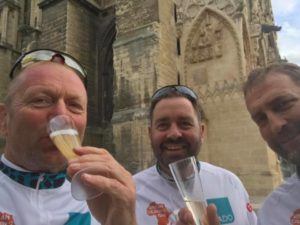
top-left (271, 0), bottom-right (300, 64)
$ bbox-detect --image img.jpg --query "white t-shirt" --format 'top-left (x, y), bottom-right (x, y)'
top-left (0, 155), bottom-right (99, 225)
top-left (134, 162), bottom-right (257, 225)
top-left (258, 173), bottom-right (300, 225)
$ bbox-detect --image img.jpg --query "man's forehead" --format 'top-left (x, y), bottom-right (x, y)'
top-left (20, 62), bottom-right (83, 84)
top-left (21, 61), bottom-right (74, 74)
top-left (245, 74), bottom-right (298, 111)
top-left (154, 97), bottom-right (194, 111)
top-left (247, 73), bottom-right (294, 95)
top-left (152, 98), bottom-right (197, 119)
top-left (11, 62), bottom-right (87, 96)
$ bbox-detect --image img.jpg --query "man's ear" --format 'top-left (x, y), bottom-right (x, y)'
top-left (0, 103), bottom-right (8, 137)
top-left (199, 122), bottom-right (205, 143)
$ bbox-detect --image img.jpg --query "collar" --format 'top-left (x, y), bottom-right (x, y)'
top-left (0, 158), bottom-right (66, 189)
top-left (156, 161), bottom-right (201, 182)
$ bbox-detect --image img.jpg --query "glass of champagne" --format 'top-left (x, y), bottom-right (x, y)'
top-left (169, 156), bottom-right (207, 225)
top-left (48, 115), bottom-right (102, 201)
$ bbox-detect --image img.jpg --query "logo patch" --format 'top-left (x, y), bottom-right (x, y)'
top-left (207, 197), bottom-right (235, 224)
top-left (246, 203), bottom-right (253, 212)
top-left (0, 212), bottom-right (15, 225)
top-left (147, 202), bottom-right (171, 225)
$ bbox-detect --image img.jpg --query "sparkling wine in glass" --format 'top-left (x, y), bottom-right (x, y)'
top-left (169, 156), bottom-right (207, 225)
top-left (48, 115), bottom-right (102, 201)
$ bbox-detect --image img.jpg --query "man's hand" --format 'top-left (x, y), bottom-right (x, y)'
top-left (67, 147), bottom-right (136, 225)
top-left (177, 204), bottom-right (220, 225)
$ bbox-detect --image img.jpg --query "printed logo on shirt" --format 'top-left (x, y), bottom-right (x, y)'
top-left (147, 202), bottom-right (171, 225)
top-left (246, 202), bottom-right (253, 212)
top-left (207, 197), bottom-right (234, 224)
top-left (0, 212), bottom-right (15, 225)
top-left (290, 208), bottom-right (300, 225)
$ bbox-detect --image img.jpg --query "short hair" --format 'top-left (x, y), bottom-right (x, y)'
top-left (149, 88), bottom-right (203, 122)
top-left (243, 62), bottom-right (300, 96)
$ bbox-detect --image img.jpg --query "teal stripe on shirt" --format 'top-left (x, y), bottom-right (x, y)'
top-left (65, 212), bottom-right (91, 225)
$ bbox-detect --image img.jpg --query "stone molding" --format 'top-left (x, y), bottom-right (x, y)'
top-left (197, 76), bottom-right (246, 102)
top-left (174, 0), bottom-right (244, 24)
top-left (184, 7), bottom-right (244, 77)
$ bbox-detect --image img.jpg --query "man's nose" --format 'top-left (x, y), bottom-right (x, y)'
top-left (268, 112), bottom-right (287, 134)
top-left (167, 124), bottom-right (182, 140)
top-left (49, 100), bottom-right (68, 117)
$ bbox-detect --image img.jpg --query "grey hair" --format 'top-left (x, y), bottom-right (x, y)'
top-left (243, 62), bottom-right (300, 97)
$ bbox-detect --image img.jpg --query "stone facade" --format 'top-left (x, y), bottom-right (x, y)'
top-left (0, 0), bottom-right (283, 203)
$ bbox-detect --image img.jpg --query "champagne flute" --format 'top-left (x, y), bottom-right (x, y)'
top-left (169, 156), bottom-right (207, 225)
top-left (48, 114), bottom-right (102, 201)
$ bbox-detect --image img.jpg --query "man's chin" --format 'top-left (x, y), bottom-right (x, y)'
top-left (39, 156), bottom-right (67, 173)
top-left (42, 163), bottom-right (67, 173)
top-left (165, 154), bottom-right (190, 165)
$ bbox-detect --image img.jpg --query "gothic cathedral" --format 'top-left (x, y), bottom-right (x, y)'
top-left (0, 0), bottom-right (283, 206)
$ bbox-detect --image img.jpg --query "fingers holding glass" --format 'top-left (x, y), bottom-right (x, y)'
top-left (48, 115), bottom-right (102, 201)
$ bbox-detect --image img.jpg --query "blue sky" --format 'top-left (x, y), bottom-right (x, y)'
top-left (271, 0), bottom-right (300, 64)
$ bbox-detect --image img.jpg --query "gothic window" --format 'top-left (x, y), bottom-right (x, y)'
top-left (24, 0), bottom-right (31, 25)
top-left (97, 16), bottom-right (116, 124)
top-left (174, 3), bottom-right (178, 23)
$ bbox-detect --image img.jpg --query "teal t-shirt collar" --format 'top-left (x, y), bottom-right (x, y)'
top-left (0, 160), bottom-right (66, 189)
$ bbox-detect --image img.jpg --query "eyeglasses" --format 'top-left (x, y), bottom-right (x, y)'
top-left (151, 85), bottom-right (198, 102)
top-left (9, 49), bottom-right (87, 86)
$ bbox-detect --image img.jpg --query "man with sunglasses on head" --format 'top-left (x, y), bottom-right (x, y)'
top-left (0, 49), bottom-right (136, 225)
top-left (134, 85), bottom-right (257, 225)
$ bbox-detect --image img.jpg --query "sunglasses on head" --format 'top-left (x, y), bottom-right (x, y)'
top-left (151, 85), bottom-right (198, 102)
top-left (9, 49), bottom-right (87, 86)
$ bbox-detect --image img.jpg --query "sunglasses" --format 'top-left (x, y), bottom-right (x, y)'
top-left (151, 85), bottom-right (198, 102)
top-left (9, 49), bottom-right (87, 86)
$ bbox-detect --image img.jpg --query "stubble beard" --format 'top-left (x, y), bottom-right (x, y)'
top-left (287, 149), bottom-right (300, 166)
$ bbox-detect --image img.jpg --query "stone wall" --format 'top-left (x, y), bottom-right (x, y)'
top-left (65, 0), bottom-right (98, 74)
top-left (156, 0), bottom-right (178, 86)
top-left (116, 0), bottom-right (158, 34)
top-left (113, 29), bottom-right (160, 170)
top-left (39, 0), bottom-right (68, 50)
top-left (0, 49), bottom-right (17, 152)
top-left (0, 2), bottom-right (22, 152)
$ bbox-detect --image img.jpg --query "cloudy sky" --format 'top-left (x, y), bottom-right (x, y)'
top-left (271, 0), bottom-right (300, 64)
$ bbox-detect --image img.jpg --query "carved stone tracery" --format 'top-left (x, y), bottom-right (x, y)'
top-left (174, 0), bottom-right (239, 23)
top-left (183, 6), bottom-right (246, 103)
top-left (188, 11), bottom-right (224, 63)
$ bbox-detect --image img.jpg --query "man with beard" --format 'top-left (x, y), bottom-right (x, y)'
top-left (134, 85), bottom-right (257, 225)
top-left (244, 62), bottom-right (300, 225)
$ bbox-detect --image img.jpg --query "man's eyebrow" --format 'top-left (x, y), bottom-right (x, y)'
top-left (250, 94), bottom-right (296, 118)
top-left (154, 117), bottom-right (169, 123)
top-left (268, 94), bottom-right (296, 106)
top-left (23, 86), bottom-right (53, 95)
